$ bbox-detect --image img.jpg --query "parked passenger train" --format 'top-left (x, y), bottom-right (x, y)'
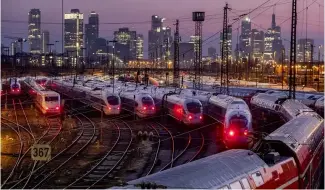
top-left (119, 88), bottom-right (156, 118)
top-left (208, 94), bottom-right (253, 148)
top-left (53, 80), bottom-right (121, 115)
top-left (35, 90), bottom-right (61, 114)
top-left (165, 95), bottom-right (203, 125)
top-left (120, 102), bottom-right (324, 189)
top-left (9, 78), bottom-right (21, 95)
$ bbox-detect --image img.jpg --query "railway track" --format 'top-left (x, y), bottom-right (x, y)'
top-left (65, 121), bottom-right (133, 189)
top-left (3, 114), bottom-right (62, 189)
top-left (28, 110), bottom-right (97, 189)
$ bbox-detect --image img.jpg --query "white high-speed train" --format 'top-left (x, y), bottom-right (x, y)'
top-left (208, 94), bottom-right (253, 148)
top-left (119, 88), bottom-right (156, 118)
top-left (52, 79), bottom-right (121, 115)
top-left (9, 78), bottom-right (21, 95)
top-left (165, 94), bottom-right (203, 125)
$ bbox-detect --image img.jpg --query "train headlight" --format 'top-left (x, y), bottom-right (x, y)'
top-left (228, 130), bottom-right (235, 137)
top-left (143, 106), bottom-right (147, 110)
top-left (108, 107), bottom-right (112, 110)
top-left (45, 107), bottom-right (49, 110)
top-left (188, 115), bottom-right (192, 120)
top-left (56, 106), bottom-right (59, 110)
top-left (244, 130), bottom-right (248, 136)
top-left (199, 115), bottom-right (203, 120)
top-left (151, 107), bottom-right (155, 110)
top-left (117, 107), bottom-right (120, 110)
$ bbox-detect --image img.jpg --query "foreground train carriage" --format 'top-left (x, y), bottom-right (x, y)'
top-left (115, 97), bottom-right (324, 189)
top-left (208, 94), bottom-right (253, 148)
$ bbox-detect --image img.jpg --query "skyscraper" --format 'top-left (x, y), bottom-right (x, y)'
top-left (264, 13), bottom-right (283, 61)
top-left (251, 29), bottom-right (264, 59)
top-left (297, 39), bottom-right (314, 62)
top-left (239, 16), bottom-right (251, 57)
top-left (208, 47), bottom-right (217, 59)
top-left (28, 9), bottom-right (41, 54)
top-left (42, 30), bottom-right (50, 54)
top-left (85, 11), bottom-right (99, 57)
top-left (136, 34), bottom-right (144, 59)
top-left (148, 15), bottom-right (172, 65)
top-left (114, 27), bottom-right (137, 60)
top-left (220, 25), bottom-right (232, 59)
top-left (64, 9), bottom-right (84, 58)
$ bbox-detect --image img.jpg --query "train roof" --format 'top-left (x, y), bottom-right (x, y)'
top-left (280, 99), bottom-right (314, 120)
top-left (208, 94), bottom-right (241, 109)
top-left (167, 94), bottom-right (202, 105)
top-left (121, 149), bottom-right (266, 189)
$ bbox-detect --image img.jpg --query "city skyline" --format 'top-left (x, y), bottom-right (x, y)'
top-left (2, 0), bottom-right (324, 57)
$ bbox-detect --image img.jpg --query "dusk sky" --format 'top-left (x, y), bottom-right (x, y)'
top-left (1, 0), bottom-right (324, 57)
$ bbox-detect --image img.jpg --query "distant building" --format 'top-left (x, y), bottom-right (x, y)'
top-left (28, 9), bottom-right (42, 54)
top-left (251, 29), bottom-right (264, 59)
top-left (297, 38), bottom-right (314, 62)
top-left (171, 42), bottom-right (194, 68)
top-left (220, 25), bottom-right (232, 59)
top-left (208, 47), bottom-right (217, 59)
top-left (85, 11), bottom-right (99, 57)
top-left (41, 30), bottom-right (50, 54)
top-left (64, 9), bottom-right (84, 59)
top-left (239, 16), bottom-right (251, 57)
top-left (114, 27), bottom-right (137, 60)
top-left (148, 15), bottom-right (173, 66)
top-left (136, 34), bottom-right (144, 59)
top-left (264, 13), bottom-right (283, 61)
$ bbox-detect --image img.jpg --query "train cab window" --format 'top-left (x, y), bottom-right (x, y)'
top-left (186, 102), bottom-right (201, 114)
top-left (240, 178), bottom-right (251, 189)
top-left (251, 172), bottom-right (264, 187)
top-left (142, 97), bottom-right (154, 106)
top-left (45, 96), bottom-right (59, 102)
top-left (230, 181), bottom-right (242, 189)
top-left (107, 96), bottom-right (119, 105)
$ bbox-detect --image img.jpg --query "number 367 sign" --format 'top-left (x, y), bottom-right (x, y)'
top-left (31, 144), bottom-right (51, 161)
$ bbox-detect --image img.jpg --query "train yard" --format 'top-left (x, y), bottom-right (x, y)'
top-left (0, 76), bottom-right (323, 189)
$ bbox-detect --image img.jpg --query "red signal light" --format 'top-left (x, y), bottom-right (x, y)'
top-left (229, 130), bottom-right (235, 137)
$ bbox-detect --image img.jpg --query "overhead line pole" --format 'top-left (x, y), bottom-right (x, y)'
top-left (289, 0), bottom-right (297, 99)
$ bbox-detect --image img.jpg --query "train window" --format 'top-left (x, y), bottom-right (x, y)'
top-left (45, 96), bottom-right (59, 102)
top-left (186, 102), bottom-right (201, 114)
top-left (231, 101), bottom-right (244, 105)
top-left (107, 96), bottom-right (119, 105)
top-left (240, 178), bottom-right (251, 189)
top-left (142, 97), bottom-right (154, 106)
top-left (251, 172), bottom-right (264, 187)
top-left (230, 181), bottom-right (242, 189)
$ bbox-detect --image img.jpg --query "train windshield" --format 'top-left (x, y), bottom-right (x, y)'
top-left (107, 96), bottom-right (119, 105)
top-left (142, 97), bottom-right (154, 106)
top-left (11, 84), bottom-right (19, 89)
top-left (231, 101), bottom-right (244, 105)
top-left (186, 102), bottom-right (201, 114)
top-left (229, 117), bottom-right (247, 129)
top-left (45, 96), bottom-right (59, 102)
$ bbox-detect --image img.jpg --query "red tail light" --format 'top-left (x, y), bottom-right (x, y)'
top-left (188, 115), bottom-right (192, 120)
top-left (45, 107), bottom-right (49, 110)
top-left (56, 106), bottom-right (59, 110)
top-left (244, 130), bottom-right (248, 136)
top-left (11, 89), bottom-right (14, 92)
top-left (17, 89), bottom-right (20, 92)
top-left (199, 115), bottom-right (203, 120)
top-left (228, 130), bottom-right (235, 137)
top-left (108, 107), bottom-right (112, 110)
top-left (143, 106), bottom-right (147, 110)
top-left (152, 107), bottom-right (155, 110)
top-left (117, 107), bottom-right (120, 110)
